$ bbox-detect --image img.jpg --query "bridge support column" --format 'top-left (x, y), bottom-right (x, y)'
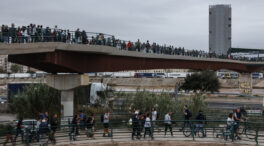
top-left (239, 73), bottom-right (252, 95)
top-left (46, 74), bottom-right (89, 117)
top-left (61, 90), bottom-right (74, 117)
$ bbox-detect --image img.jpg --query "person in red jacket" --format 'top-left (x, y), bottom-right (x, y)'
top-left (127, 41), bottom-right (132, 51)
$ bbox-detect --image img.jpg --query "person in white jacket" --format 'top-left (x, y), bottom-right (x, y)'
top-left (164, 112), bottom-right (173, 136)
top-left (144, 113), bottom-right (153, 139)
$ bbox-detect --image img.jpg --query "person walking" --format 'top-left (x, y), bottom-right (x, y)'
top-left (132, 111), bottom-right (140, 140)
top-left (86, 113), bottom-right (95, 138)
top-left (144, 113), bottom-right (153, 140)
top-left (181, 105), bottom-right (192, 131)
top-left (103, 111), bottom-right (110, 137)
top-left (15, 117), bottom-right (24, 143)
top-left (50, 114), bottom-right (58, 144)
top-left (195, 110), bottom-right (206, 137)
top-left (227, 113), bottom-right (234, 132)
top-left (151, 107), bottom-right (158, 130)
top-left (3, 120), bottom-right (15, 146)
top-left (71, 115), bottom-right (79, 138)
top-left (164, 112), bottom-right (173, 137)
top-left (39, 119), bottom-right (49, 146)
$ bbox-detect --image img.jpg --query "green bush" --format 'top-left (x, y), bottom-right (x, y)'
top-left (118, 89), bottom-right (207, 121)
top-left (9, 83), bottom-right (60, 119)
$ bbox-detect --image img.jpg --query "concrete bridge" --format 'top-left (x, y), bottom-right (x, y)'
top-left (1, 43), bottom-right (264, 73)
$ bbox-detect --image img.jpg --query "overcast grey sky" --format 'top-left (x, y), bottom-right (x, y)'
top-left (1, 0), bottom-right (264, 51)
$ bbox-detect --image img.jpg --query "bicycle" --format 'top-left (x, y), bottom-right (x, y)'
top-left (237, 120), bottom-right (255, 139)
top-left (215, 125), bottom-right (235, 141)
top-left (183, 123), bottom-right (206, 138)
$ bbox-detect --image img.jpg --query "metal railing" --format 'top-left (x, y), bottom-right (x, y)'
top-left (0, 119), bottom-right (264, 145)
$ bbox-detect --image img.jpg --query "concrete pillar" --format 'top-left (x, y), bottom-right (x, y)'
top-left (46, 74), bottom-right (89, 118)
top-left (61, 90), bottom-right (74, 117)
top-left (239, 73), bottom-right (252, 95)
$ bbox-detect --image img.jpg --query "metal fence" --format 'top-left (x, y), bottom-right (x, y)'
top-left (0, 120), bottom-right (264, 145)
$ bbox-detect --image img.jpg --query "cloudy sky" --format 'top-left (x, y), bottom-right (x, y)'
top-left (1, 0), bottom-right (264, 51)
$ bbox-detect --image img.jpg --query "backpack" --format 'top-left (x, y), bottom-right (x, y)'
top-left (188, 111), bottom-right (192, 118)
top-left (101, 114), bottom-right (104, 122)
top-left (39, 122), bottom-right (48, 134)
top-left (156, 113), bottom-right (159, 120)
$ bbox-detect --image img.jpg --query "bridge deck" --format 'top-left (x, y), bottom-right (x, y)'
top-left (1, 43), bottom-right (264, 73)
top-left (0, 42), bottom-right (262, 64)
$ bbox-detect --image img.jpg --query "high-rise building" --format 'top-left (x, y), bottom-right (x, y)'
top-left (209, 4), bottom-right (231, 55)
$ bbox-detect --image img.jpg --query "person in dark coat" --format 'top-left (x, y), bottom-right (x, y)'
top-left (132, 111), bottom-right (141, 140)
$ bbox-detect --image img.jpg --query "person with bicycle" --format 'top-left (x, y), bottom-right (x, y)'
top-left (195, 110), bottom-right (206, 137)
top-left (234, 107), bottom-right (247, 140)
top-left (180, 105), bottom-right (192, 131)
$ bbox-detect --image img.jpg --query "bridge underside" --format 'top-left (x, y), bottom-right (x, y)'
top-left (8, 50), bottom-right (264, 73)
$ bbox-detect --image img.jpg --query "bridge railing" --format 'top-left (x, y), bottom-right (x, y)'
top-left (0, 120), bottom-right (264, 145)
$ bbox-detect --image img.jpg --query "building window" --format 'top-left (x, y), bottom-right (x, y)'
top-left (209, 31), bottom-right (212, 34)
top-left (228, 37), bottom-right (231, 40)
top-left (228, 17), bottom-right (231, 21)
top-left (209, 11), bottom-right (212, 15)
top-left (228, 24), bottom-right (231, 27)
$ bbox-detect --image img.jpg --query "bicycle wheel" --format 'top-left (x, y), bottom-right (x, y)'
top-left (183, 127), bottom-right (192, 137)
top-left (198, 128), bottom-right (206, 138)
top-left (213, 127), bottom-right (222, 138)
top-left (245, 128), bottom-right (256, 139)
top-left (238, 124), bottom-right (245, 135)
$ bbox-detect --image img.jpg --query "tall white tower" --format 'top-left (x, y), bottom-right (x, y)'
top-left (209, 4), bottom-right (231, 55)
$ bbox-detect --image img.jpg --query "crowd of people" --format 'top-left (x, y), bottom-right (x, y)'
top-left (2, 105), bottom-right (248, 145)
top-left (1, 23), bottom-right (262, 62)
top-left (3, 112), bottom-right (58, 146)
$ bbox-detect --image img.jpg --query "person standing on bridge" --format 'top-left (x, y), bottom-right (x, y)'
top-left (103, 111), bottom-right (110, 137)
top-left (75, 28), bottom-right (81, 44)
top-left (0, 25), bottom-right (3, 42)
top-left (135, 39), bottom-right (141, 52)
top-left (81, 30), bottom-right (88, 44)
top-left (2, 25), bottom-right (9, 43)
top-left (164, 112), bottom-right (173, 137)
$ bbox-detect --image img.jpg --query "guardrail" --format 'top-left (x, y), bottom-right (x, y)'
top-left (0, 120), bottom-right (263, 145)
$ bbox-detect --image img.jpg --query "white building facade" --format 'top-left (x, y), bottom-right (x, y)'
top-left (209, 4), bottom-right (232, 56)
